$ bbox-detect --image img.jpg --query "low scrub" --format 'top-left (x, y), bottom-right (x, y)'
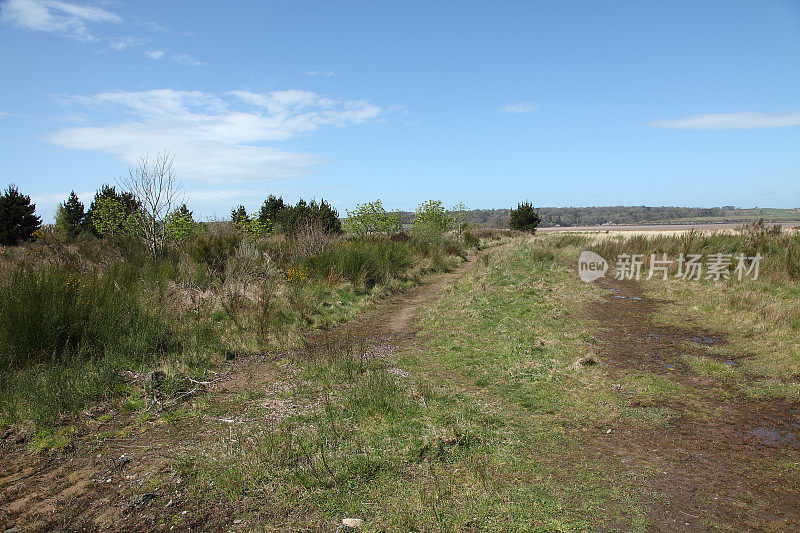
top-left (0, 263), bottom-right (173, 369)
top-left (304, 238), bottom-right (413, 287)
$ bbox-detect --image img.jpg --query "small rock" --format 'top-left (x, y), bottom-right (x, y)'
top-left (606, 428), bottom-right (612, 434)
top-left (233, 519), bottom-right (241, 524)
top-left (340, 518), bottom-right (362, 530)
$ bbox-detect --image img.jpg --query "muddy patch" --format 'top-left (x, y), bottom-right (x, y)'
top-left (588, 277), bottom-right (800, 530)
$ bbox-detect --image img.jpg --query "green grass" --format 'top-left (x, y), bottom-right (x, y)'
top-left (180, 239), bottom-right (650, 531)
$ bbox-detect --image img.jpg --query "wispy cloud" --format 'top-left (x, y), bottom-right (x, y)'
top-left (501, 102), bottom-right (539, 114)
top-left (110, 36), bottom-right (147, 51)
top-left (649, 111), bottom-right (800, 130)
top-left (306, 70), bottom-right (336, 77)
top-left (144, 50), bottom-right (164, 60)
top-left (48, 89), bottom-right (382, 183)
top-left (172, 52), bottom-right (203, 66)
top-left (0, 0), bottom-right (120, 41)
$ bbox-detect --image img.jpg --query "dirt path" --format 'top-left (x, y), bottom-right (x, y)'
top-left (0, 247), bottom-right (493, 532)
top-left (588, 278), bottom-right (800, 531)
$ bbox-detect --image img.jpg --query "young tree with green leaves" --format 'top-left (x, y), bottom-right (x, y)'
top-left (413, 199), bottom-right (451, 240)
top-left (91, 196), bottom-right (127, 237)
top-left (343, 199), bottom-right (401, 236)
top-left (84, 185), bottom-right (140, 236)
top-left (164, 204), bottom-right (198, 244)
top-left (509, 201), bottom-right (541, 233)
top-left (0, 184), bottom-right (41, 245)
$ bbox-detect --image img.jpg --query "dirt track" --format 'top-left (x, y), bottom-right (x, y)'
top-left (588, 278), bottom-right (800, 531)
top-left (0, 250), bottom-right (487, 532)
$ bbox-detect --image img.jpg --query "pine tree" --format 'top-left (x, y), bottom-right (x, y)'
top-left (58, 191), bottom-right (85, 238)
top-left (509, 202), bottom-right (541, 233)
top-left (0, 184), bottom-right (42, 245)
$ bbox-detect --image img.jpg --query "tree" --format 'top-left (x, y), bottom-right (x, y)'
top-left (91, 196), bottom-right (126, 237)
top-left (231, 205), bottom-right (248, 225)
top-left (164, 204), bottom-right (198, 244)
top-left (0, 184), bottom-right (41, 245)
top-left (413, 200), bottom-right (451, 240)
top-left (84, 185), bottom-right (139, 236)
top-left (343, 199), bottom-right (401, 236)
top-left (509, 202), bottom-right (541, 233)
top-left (55, 191), bottom-right (85, 239)
top-left (283, 198), bottom-right (341, 235)
top-left (449, 202), bottom-right (470, 238)
top-left (258, 195), bottom-right (286, 228)
top-left (120, 150), bottom-right (183, 257)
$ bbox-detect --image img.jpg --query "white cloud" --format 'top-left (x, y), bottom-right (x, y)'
top-left (111, 36), bottom-right (146, 50)
top-left (1, 0), bottom-right (120, 40)
top-left (305, 70), bottom-right (336, 77)
top-left (501, 102), bottom-right (539, 114)
top-left (144, 49), bottom-right (164, 60)
top-left (48, 89), bottom-right (382, 183)
top-left (172, 52), bottom-right (203, 66)
top-left (649, 111), bottom-right (800, 130)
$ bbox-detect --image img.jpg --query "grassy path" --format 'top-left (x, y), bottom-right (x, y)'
top-left (5, 236), bottom-right (797, 531)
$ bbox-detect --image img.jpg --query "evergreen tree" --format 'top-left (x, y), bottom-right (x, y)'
top-left (258, 194), bottom-right (286, 226)
top-left (230, 205), bottom-right (248, 225)
top-left (0, 184), bottom-right (41, 245)
top-left (57, 191), bottom-right (85, 238)
top-left (509, 202), bottom-right (541, 233)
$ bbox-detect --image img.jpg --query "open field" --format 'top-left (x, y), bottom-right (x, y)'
top-left (539, 221), bottom-right (800, 234)
top-left (2, 225), bottom-right (799, 531)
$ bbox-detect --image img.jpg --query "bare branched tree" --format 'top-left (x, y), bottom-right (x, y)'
top-left (120, 150), bottom-right (183, 257)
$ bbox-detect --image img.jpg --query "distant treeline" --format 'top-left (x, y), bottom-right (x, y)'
top-left (395, 206), bottom-right (800, 228)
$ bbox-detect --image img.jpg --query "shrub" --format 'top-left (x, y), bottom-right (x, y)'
top-left (304, 239), bottom-right (413, 287)
top-left (190, 226), bottom-right (241, 273)
top-left (463, 230), bottom-right (480, 249)
top-left (509, 202), bottom-right (541, 233)
top-left (0, 184), bottom-right (41, 246)
top-left (0, 263), bottom-right (173, 369)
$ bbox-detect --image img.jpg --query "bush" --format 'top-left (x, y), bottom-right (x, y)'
top-left (463, 230), bottom-right (480, 249)
top-left (190, 227), bottom-right (241, 273)
top-left (509, 202), bottom-right (541, 233)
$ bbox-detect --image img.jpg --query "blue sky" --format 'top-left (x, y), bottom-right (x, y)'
top-left (1, 0), bottom-right (799, 221)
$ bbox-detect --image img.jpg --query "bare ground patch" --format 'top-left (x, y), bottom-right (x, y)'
top-left (588, 278), bottom-right (800, 531)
